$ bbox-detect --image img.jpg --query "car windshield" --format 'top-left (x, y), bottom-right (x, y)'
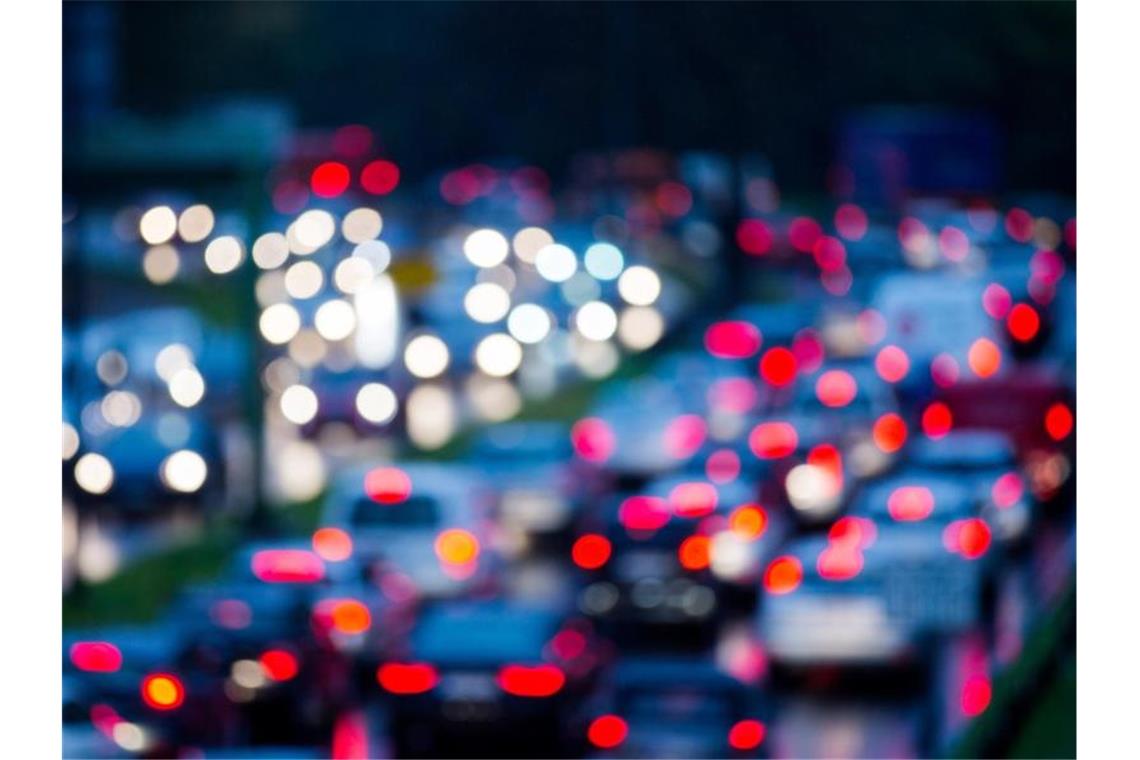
top-left (351, 495), bottom-right (440, 527)
top-left (413, 607), bottom-right (557, 664)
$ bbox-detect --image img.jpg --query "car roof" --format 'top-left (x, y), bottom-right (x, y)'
top-left (908, 431), bottom-right (1017, 469)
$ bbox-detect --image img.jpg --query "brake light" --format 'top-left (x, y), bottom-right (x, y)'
top-left (705, 321), bottom-right (763, 359)
top-left (763, 556), bottom-right (803, 594)
top-left (1045, 402), bottom-right (1073, 441)
top-left (251, 549), bottom-right (325, 583)
top-left (817, 544), bottom-right (864, 581)
top-left (678, 535), bottom-right (712, 571)
top-left (588, 714), bottom-right (629, 749)
top-left (872, 413), bottom-right (908, 453)
top-left (759, 347), bottom-right (798, 387)
top-left (991, 472), bottom-right (1024, 509)
top-left (571, 417), bottom-right (615, 463)
top-left (619, 495), bottom-right (670, 531)
top-left (945, 518), bottom-right (992, 560)
top-left (828, 516), bottom-right (877, 549)
top-left (364, 467), bottom-right (412, 504)
top-left (497, 664), bottom-right (565, 697)
top-left (887, 486), bottom-right (934, 522)
top-left (70, 642), bottom-right (122, 673)
top-left (141, 673), bottom-right (184, 710)
top-left (670, 481), bottom-right (718, 517)
top-left (312, 527), bottom-right (353, 562)
top-left (572, 534), bottom-right (612, 570)
top-left (728, 719), bottom-right (767, 750)
top-left (875, 345), bottom-right (910, 383)
top-left (260, 649), bottom-right (299, 682)
top-left (921, 402), bottom-right (953, 439)
top-left (664, 414), bottom-right (707, 460)
top-left (728, 504), bottom-right (768, 540)
top-left (377, 663), bottom-right (438, 694)
top-left (1006, 303), bottom-right (1040, 342)
top-left (749, 422), bottom-right (798, 459)
top-left (815, 370), bottom-right (857, 408)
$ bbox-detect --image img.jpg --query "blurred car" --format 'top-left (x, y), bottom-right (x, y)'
top-left (377, 600), bottom-right (608, 757)
top-left (469, 421), bottom-right (593, 552)
top-left (575, 476), bottom-right (788, 644)
top-left (322, 462), bottom-right (495, 599)
top-left (758, 512), bottom-right (989, 678)
top-left (69, 409), bottom-right (224, 515)
top-left (908, 431), bottom-right (1035, 544)
top-left (577, 655), bottom-right (769, 759)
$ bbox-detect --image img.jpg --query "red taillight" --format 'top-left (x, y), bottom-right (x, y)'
top-left (377, 663), bottom-right (438, 694)
top-left (815, 370), bottom-right (857, 408)
top-left (728, 719), bottom-right (767, 750)
top-left (944, 518), bottom-right (992, 560)
top-left (70, 642), bottom-right (122, 673)
top-left (572, 534), bottom-right (612, 570)
top-left (588, 714), bottom-right (629, 749)
top-left (1045, 402), bottom-right (1074, 441)
top-left (816, 544), bottom-right (863, 581)
top-left (664, 414), bottom-right (708, 460)
top-left (497, 664), bottom-right (565, 697)
top-left (749, 422), bottom-right (798, 459)
top-left (872, 413), bottom-right (908, 453)
top-left (887, 486), bottom-right (935, 522)
top-left (364, 467), bottom-right (412, 504)
top-left (260, 649), bottom-right (299, 682)
top-left (763, 556), bottom-right (803, 594)
top-left (141, 673), bottom-right (185, 710)
top-left (571, 417), bottom-right (616, 463)
top-left (705, 321), bottom-right (763, 359)
top-left (759, 347), bottom-right (798, 387)
top-left (251, 549), bottom-right (326, 583)
top-left (921, 402), bottom-right (953, 439)
top-left (619, 495), bottom-right (670, 531)
top-left (1007, 303), bottom-right (1040, 342)
top-left (669, 481), bottom-right (718, 517)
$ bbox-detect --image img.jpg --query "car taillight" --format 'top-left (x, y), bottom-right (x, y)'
top-left (728, 719), bottom-right (766, 750)
top-left (251, 549), bottom-right (326, 583)
top-left (69, 641), bottom-right (122, 673)
top-left (377, 662), bottom-right (437, 694)
top-left (497, 664), bottom-right (565, 697)
top-left (141, 673), bottom-right (185, 710)
top-left (259, 649), bottom-right (299, 682)
top-left (588, 714), bottom-right (628, 749)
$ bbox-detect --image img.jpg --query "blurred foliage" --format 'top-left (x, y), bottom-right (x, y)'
top-left (950, 578), bottom-right (1075, 759)
top-left (1010, 653), bottom-right (1076, 759)
top-left (62, 522), bottom-right (239, 628)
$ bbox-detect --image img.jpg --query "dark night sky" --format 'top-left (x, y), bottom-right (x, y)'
top-left (66, 1), bottom-right (1075, 194)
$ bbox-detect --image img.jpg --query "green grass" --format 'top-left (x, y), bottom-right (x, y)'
top-left (63, 523), bottom-right (239, 629)
top-left (949, 578), bottom-right (1075, 759)
top-left (1009, 654), bottom-right (1076, 759)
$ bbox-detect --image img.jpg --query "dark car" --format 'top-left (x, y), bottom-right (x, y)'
top-left (377, 600), bottom-right (608, 757)
top-left (575, 476), bottom-right (788, 645)
top-left (577, 656), bottom-right (769, 758)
